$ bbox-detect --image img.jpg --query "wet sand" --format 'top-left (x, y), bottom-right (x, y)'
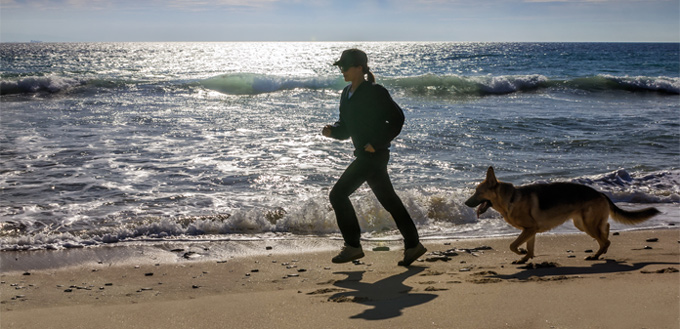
top-left (2, 229), bottom-right (679, 329)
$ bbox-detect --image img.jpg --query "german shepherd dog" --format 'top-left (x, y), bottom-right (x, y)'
top-left (465, 167), bottom-right (660, 264)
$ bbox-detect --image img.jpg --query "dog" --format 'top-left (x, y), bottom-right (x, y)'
top-left (465, 167), bottom-right (660, 264)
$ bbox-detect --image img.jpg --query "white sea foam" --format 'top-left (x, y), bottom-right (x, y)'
top-left (600, 75), bottom-right (680, 94)
top-left (475, 75), bottom-right (549, 94)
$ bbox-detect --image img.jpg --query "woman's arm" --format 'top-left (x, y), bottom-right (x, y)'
top-left (322, 86), bottom-right (351, 140)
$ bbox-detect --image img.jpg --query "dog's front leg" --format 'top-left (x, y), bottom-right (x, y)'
top-left (510, 229), bottom-right (536, 264)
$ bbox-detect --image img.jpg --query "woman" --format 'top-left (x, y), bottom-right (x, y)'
top-left (322, 49), bottom-right (426, 266)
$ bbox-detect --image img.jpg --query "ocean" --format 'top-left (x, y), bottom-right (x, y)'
top-left (1, 42), bottom-right (679, 254)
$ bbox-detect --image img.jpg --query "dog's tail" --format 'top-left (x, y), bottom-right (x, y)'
top-left (606, 196), bottom-right (660, 224)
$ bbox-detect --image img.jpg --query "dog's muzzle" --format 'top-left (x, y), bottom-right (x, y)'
top-left (465, 197), bottom-right (492, 218)
top-left (464, 197), bottom-right (481, 208)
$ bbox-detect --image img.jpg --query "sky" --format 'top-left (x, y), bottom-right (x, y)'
top-left (1, 0), bottom-right (679, 42)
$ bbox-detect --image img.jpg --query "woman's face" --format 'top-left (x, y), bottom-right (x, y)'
top-left (341, 65), bottom-right (363, 82)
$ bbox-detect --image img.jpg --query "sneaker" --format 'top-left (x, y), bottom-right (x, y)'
top-left (398, 243), bottom-right (427, 267)
top-left (332, 244), bottom-right (365, 263)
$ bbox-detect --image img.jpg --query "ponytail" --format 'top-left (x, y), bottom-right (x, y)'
top-left (363, 66), bottom-right (375, 83)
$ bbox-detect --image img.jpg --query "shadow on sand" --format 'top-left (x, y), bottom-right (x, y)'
top-left (493, 259), bottom-right (680, 281)
top-left (329, 266), bottom-right (437, 320)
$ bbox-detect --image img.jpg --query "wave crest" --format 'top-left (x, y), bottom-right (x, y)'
top-left (384, 74), bottom-right (550, 96)
top-left (566, 75), bottom-right (680, 94)
top-left (571, 169), bottom-right (680, 203)
top-left (199, 73), bottom-right (343, 95)
top-left (1, 76), bottom-right (84, 95)
top-left (3, 73), bottom-right (676, 97)
top-left (384, 74), bottom-right (679, 96)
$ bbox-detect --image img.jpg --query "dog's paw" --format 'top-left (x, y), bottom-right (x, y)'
top-left (512, 259), bottom-right (528, 265)
top-left (584, 255), bottom-right (600, 261)
top-left (510, 248), bottom-right (528, 256)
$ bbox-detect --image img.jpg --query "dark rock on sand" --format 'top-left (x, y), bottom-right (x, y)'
top-left (424, 286), bottom-right (449, 291)
top-left (425, 255), bottom-right (451, 262)
top-left (641, 267), bottom-right (679, 274)
top-left (307, 288), bottom-right (345, 295)
top-left (328, 296), bottom-right (369, 303)
top-left (472, 271), bottom-right (499, 276)
top-left (183, 252), bottom-right (200, 259)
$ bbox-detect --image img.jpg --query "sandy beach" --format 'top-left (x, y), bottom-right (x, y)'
top-left (2, 229), bottom-right (678, 329)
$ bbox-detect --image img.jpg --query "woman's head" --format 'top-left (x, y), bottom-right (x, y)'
top-left (333, 49), bottom-right (375, 83)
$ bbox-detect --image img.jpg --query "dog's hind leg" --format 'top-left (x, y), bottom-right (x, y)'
top-left (525, 235), bottom-right (536, 261)
top-left (587, 221), bottom-right (611, 260)
top-left (584, 208), bottom-right (611, 261)
top-left (510, 229), bottom-right (536, 264)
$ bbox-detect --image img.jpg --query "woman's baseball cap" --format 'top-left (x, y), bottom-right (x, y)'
top-left (333, 49), bottom-right (368, 68)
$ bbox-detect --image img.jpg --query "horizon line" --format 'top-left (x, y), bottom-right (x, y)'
top-left (3, 40), bottom-right (679, 44)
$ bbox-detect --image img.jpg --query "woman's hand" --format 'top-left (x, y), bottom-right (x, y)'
top-left (322, 125), bottom-right (333, 137)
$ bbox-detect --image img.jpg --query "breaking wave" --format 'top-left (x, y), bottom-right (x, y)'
top-left (384, 74), bottom-right (679, 96)
top-left (2, 73), bottom-right (677, 97)
top-left (565, 75), bottom-right (680, 94)
top-left (199, 73), bottom-right (344, 95)
top-left (199, 73), bottom-right (679, 96)
top-left (0, 75), bottom-right (134, 95)
top-left (571, 169), bottom-right (680, 204)
top-left (0, 76), bottom-right (85, 95)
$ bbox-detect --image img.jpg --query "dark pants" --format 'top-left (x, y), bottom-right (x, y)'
top-left (329, 151), bottom-right (420, 249)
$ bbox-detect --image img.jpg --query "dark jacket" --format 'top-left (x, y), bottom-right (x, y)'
top-left (328, 82), bottom-right (405, 156)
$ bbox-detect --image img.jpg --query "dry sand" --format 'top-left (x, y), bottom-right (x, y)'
top-left (2, 229), bottom-right (679, 329)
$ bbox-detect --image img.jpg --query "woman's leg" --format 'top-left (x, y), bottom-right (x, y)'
top-left (329, 158), bottom-right (370, 248)
top-left (366, 155), bottom-right (420, 249)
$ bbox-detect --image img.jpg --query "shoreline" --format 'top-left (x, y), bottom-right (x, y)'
top-left (2, 225), bottom-right (677, 273)
top-left (1, 202), bottom-right (677, 257)
top-left (2, 229), bottom-right (679, 328)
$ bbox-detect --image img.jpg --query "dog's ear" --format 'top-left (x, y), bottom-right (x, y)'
top-left (486, 166), bottom-right (497, 186)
